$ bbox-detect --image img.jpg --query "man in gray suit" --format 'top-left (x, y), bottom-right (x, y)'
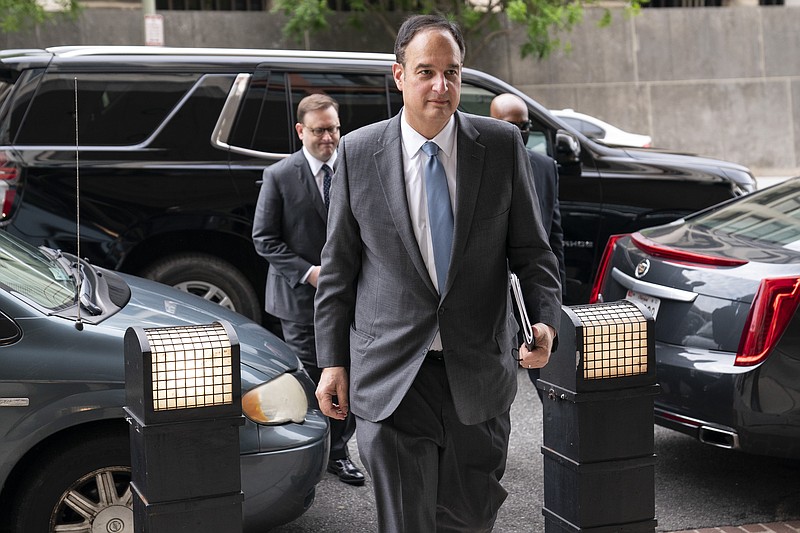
top-left (314, 14), bottom-right (562, 532)
top-left (252, 94), bottom-right (364, 486)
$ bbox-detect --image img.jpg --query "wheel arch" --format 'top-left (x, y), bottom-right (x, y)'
top-left (120, 229), bottom-right (265, 293)
top-left (0, 417), bottom-right (129, 527)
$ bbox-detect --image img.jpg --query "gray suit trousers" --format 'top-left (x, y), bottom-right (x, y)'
top-left (355, 359), bottom-right (511, 533)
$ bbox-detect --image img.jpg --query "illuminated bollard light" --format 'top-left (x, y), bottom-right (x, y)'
top-left (124, 321), bottom-right (244, 533)
top-left (539, 301), bottom-right (659, 532)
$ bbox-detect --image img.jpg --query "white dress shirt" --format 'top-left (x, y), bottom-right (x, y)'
top-left (399, 111), bottom-right (457, 350)
top-left (300, 148), bottom-right (337, 284)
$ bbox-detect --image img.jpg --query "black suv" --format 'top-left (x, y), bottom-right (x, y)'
top-left (0, 46), bottom-right (756, 322)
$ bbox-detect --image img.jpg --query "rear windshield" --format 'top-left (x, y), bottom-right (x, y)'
top-left (691, 178), bottom-right (800, 247)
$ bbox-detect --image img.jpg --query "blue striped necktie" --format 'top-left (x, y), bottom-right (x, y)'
top-left (422, 141), bottom-right (454, 294)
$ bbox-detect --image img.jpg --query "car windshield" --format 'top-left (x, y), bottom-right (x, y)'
top-left (691, 178), bottom-right (800, 248)
top-left (0, 231), bottom-right (77, 310)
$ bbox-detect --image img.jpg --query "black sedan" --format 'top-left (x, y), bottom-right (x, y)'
top-left (590, 177), bottom-right (800, 459)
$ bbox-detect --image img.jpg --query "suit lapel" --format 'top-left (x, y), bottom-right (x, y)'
top-left (374, 116), bottom-right (438, 296)
top-left (295, 151), bottom-right (327, 222)
top-left (444, 112), bottom-right (484, 296)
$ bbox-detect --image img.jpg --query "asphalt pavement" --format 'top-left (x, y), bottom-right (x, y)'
top-left (270, 368), bottom-right (800, 533)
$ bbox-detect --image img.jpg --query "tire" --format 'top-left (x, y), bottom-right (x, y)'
top-left (141, 253), bottom-right (262, 324)
top-left (9, 428), bottom-right (132, 533)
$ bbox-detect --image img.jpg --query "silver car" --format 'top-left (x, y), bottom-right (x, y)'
top-left (0, 230), bottom-right (328, 532)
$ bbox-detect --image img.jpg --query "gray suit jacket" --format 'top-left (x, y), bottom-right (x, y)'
top-left (252, 149), bottom-right (327, 324)
top-left (315, 111), bottom-right (562, 425)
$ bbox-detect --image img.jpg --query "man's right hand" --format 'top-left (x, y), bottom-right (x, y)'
top-left (307, 265), bottom-right (321, 288)
top-left (316, 366), bottom-right (349, 420)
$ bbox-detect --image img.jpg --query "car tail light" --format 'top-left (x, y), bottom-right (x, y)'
top-left (589, 233), bottom-right (627, 304)
top-left (630, 232), bottom-right (747, 267)
top-left (0, 153), bottom-right (18, 221)
top-left (735, 276), bottom-right (800, 367)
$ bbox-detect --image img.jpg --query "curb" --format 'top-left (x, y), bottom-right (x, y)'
top-left (668, 522), bottom-right (800, 533)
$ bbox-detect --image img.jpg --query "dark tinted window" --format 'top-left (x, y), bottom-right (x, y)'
top-left (232, 70), bottom-right (396, 155)
top-left (288, 72), bottom-right (394, 138)
top-left (15, 72), bottom-right (201, 145)
top-left (460, 83), bottom-right (549, 155)
top-left (154, 74), bottom-right (235, 160)
top-left (229, 70), bottom-right (291, 154)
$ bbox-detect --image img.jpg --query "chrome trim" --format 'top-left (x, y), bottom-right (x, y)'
top-left (699, 425), bottom-right (740, 450)
top-left (210, 73), bottom-right (289, 161)
top-left (0, 398), bottom-right (29, 407)
top-left (611, 267), bottom-right (698, 302)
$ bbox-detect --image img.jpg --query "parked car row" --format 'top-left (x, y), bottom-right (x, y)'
top-left (590, 177), bottom-right (800, 460)
top-left (0, 46), bottom-right (775, 531)
top-left (0, 229), bottom-right (328, 532)
top-left (0, 46), bottom-right (755, 323)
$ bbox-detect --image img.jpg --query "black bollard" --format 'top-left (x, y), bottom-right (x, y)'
top-left (539, 301), bottom-right (659, 532)
top-left (124, 321), bottom-right (244, 533)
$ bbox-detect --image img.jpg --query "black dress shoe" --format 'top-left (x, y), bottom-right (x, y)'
top-left (327, 458), bottom-right (366, 486)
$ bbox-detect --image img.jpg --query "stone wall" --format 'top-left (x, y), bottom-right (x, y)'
top-left (2, 6), bottom-right (798, 176)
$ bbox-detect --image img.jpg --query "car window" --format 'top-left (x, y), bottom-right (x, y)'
top-left (229, 69), bottom-right (292, 155)
top-left (692, 179), bottom-right (800, 247)
top-left (289, 72), bottom-right (396, 139)
top-left (581, 120), bottom-right (605, 139)
top-left (153, 74), bottom-right (235, 160)
top-left (0, 232), bottom-right (76, 310)
top-left (230, 70), bottom-right (398, 156)
top-left (460, 82), bottom-right (548, 155)
top-left (14, 72), bottom-right (201, 146)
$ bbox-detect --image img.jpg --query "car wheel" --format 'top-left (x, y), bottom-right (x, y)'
top-left (142, 253), bottom-right (262, 323)
top-left (9, 430), bottom-right (132, 533)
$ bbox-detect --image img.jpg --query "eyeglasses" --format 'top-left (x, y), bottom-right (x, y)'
top-left (304, 125), bottom-right (341, 137)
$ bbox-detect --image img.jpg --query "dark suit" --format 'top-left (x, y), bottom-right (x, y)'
top-left (526, 150), bottom-right (566, 399)
top-left (315, 111), bottom-right (562, 531)
top-left (252, 149), bottom-right (355, 461)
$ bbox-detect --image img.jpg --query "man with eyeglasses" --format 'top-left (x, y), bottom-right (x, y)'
top-left (252, 93), bottom-right (364, 486)
top-left (491, 93), bottom-right (566, 402)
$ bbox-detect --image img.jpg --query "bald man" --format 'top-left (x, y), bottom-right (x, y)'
top-left (491, 93), bottom-right (566, 401)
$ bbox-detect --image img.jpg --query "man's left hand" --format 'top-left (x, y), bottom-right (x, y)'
top-left (518, 323), bottom-right (556, 369)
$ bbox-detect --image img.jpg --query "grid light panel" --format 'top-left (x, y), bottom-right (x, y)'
top-left (571, 301), bottom-right (649, 380)
top-left (145, 323), bottom-right (234, 411)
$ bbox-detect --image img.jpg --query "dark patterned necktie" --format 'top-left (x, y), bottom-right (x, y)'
top-left (322, 164), bottom-right (332, 209)
top-left (421, 141), bottom-right (453, 293)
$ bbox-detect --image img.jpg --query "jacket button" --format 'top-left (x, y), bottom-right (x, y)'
top-left (438, 308), bottom-right (445, 316)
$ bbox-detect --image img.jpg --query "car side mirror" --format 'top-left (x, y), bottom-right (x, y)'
top-left (555, 130), bottom-right (581, 164)
top-left (554, 130), bottom-right (582, 177)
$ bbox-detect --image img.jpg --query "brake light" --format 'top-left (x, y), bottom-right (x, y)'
top-left (631, 232), bottom-right (747, 267)
top-left (0, 154), bottom-right (18, 221)
top-left (589, 233), bottom-right (628, 304)
top-left (735, 276), bottom-right (800, 367)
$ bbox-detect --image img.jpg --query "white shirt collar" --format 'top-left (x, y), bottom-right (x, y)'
top-left (302, 147), bottom-right (337, 176)
top-left (400, 111), bottom-right (457, 160)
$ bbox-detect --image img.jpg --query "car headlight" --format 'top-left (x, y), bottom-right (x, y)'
top-left (242, 373), bottom-right (308, 425)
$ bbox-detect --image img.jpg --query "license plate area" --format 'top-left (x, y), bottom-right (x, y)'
top-left (625, 289), bottom-right (661, 319)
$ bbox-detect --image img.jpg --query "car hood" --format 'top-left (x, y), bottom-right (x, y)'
top-left (620, 147), bottom-right (750, 172)
top-left (102, 273), bottom-right (300, 382)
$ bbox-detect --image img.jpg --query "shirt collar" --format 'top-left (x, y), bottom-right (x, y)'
top-left (400, 110), bottom-right (457, 160)
top-left (302, 147), bottom-right (337, 175)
